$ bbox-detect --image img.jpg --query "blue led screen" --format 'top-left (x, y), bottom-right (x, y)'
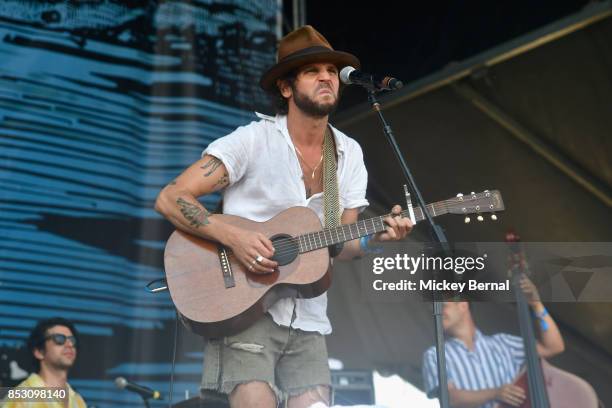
top-left (0, 1), bottom-right (278, 406)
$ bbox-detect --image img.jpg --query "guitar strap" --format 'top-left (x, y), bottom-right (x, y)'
top-left (323, 126), bottom-right (342, 257)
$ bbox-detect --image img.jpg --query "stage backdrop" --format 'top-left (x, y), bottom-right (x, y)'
top-left (0, 1), bottom-right (279, 407)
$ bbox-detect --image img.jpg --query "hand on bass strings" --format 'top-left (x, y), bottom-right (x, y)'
top-left (495, 383), bottom-right (526, 407)
top-left (519, 275), bottom-right (541, 307)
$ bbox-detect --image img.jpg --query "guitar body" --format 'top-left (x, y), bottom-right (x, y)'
top-left (162, 190), bottom-right (505, 338)
top-left (494, 359), bottom-right (598, 408)
top-left (164, 206), bottom-right (331, 338)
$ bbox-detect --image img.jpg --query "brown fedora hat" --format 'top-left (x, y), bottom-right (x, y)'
top-left (259, 25), bottom-right (360, 93)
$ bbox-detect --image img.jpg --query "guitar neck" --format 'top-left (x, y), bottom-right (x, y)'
top-left (296, 201), bottom-right (450, 254)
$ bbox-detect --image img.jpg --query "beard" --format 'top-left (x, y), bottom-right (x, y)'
top-left (52, 354), bottom-right (75, 370)
top-left (54, 360), bottom-right (73, 370)
top-left (43, 350), bottom-right (76, 371)
top-left (292, 84), bottom-right (339, 118)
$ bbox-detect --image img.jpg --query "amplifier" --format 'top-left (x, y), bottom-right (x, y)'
top-left (331, 370), bottom-right (375, 405)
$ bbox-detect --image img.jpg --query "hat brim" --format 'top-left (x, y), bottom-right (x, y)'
top-left (260, 47), bottom-right (360, 93)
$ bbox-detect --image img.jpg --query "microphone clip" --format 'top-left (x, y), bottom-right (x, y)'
top-left (340, 66), bottom-right (403, 93)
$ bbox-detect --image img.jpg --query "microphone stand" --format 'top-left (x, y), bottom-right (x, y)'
top-left (142, 396), bottom-right (151, 408)
top-left (367, 89), bottom-right (450, 408)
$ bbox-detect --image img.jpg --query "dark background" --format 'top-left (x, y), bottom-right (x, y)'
top-left (285, 0), bottom-right (591, 110)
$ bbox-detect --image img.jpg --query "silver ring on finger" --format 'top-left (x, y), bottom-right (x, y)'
top-left (256, 255), bottom-right (264, 263)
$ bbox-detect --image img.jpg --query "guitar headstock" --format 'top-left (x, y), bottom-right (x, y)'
top-left (446, 190), bottom-right (505, 223)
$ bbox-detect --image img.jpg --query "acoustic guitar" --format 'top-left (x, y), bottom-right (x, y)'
top-left (164, 190), bottom-right (504, 337)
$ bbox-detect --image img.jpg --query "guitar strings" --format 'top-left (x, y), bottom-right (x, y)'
top-left (225, 196), bottom-right (492, 261)
top-left (240, 200), bottom-right (453, 258)
top-left (224, 201), bottom-right (452, 261)
top-left (260, 199), bottom-right (453, 255)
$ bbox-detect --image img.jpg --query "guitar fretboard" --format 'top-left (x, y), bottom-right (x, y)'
top-left (296, 201), bottom-right (450, 253)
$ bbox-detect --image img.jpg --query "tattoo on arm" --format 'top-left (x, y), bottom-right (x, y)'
top-left (177, 197), bottom-right (211, 227)
top-left (201, 157), bottom-right (223, 177)
top-left (213, 171), bottom-right (229, 190)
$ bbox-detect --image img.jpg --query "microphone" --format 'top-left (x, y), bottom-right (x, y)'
top-left (114, 377), bottom-right (162, 400)
top-left (339, 66), bottom-right (403, 91)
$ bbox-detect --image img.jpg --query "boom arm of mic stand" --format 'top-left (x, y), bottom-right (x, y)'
top-left (367, 90), bottom-right (451, 408)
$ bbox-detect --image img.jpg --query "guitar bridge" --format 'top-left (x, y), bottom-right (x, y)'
top-left (218, 245), bottom-right (235, 288)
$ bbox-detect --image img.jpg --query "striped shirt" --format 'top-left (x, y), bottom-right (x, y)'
top-left (422, 330), bottom-right (525, 408)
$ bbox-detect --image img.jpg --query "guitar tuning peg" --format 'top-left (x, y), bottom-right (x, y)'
top-left (477, 215), bottom-right (484, 222)
top-left (491, 214), bottom-right (497, 221)
top-left (464, 216), bottom-right (471, 223)
top-left (456, 193), bottom-right (463, 198)
top-left (470, 191), bottom-right (475, 195)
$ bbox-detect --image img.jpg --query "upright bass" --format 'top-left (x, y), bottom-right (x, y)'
top-left (495, 232), bottom-right (599, 408)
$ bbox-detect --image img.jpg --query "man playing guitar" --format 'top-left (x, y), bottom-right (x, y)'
top-left (155, 25), bottom-right (412, 408)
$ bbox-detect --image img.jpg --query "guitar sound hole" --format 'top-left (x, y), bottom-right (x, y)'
top-left (270, 234), bottom-right (299, 266)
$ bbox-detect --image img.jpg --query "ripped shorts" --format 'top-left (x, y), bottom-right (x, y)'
top-left (200, 312), bottom-right (331, 403)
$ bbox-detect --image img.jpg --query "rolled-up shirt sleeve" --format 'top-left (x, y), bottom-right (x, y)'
top-left (422, 346), bottom-right (457, 397)
top-left (422, 347), bottom-right (439, 395)
top-left (202, 123), bottom-right (254, 186)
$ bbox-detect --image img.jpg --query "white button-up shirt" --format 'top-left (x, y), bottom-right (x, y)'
top-left (203, 112), bottom-right (369, 334)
